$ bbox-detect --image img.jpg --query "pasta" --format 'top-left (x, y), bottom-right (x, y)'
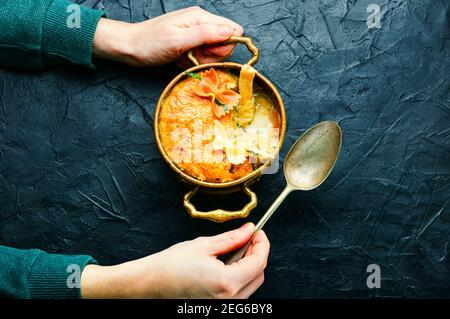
top-left (159, 67), bottom-right (280, 183)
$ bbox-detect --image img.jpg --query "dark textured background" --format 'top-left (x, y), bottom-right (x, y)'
top-left (0, 0), bottom-right (449, 298)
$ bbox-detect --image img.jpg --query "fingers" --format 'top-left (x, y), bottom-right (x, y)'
top-left (153, 6), bottom-right (243, 66)
top-left (193, 9), bottom-right (244, 36)
top-left (158, 6), bottom-right (244, 37)
top-left (234, 272), bottom-right (265, 299)
top-left (225, 230), bottom-right (270, 286)
top-left (174, 6), bottom-right (243, 36)
top-left (203, 44), bottom-right (235, 57)
top-left (175, 7), bottom-right (244, 50)
top-left (195, 53), bottom-right (229, 64)
top-left (193, 47), bottom-right (231, 64)
top-left (179, 23), bottom-right (235, 49)
top-left (191, 226), bottom-right (268, 299)
top-left (205, 223), bottom-right (255, 256)
top-left (175, 44), bottom-right (234, 69)
top-left (244, 241), bottom-right (254, 258)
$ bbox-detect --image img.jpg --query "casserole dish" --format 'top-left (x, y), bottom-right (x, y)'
top-left (154, 36), bottom-right (286, 222)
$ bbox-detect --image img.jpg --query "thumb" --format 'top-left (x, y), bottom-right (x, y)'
top-left (179, 24), bottom-right (234, 49)
top-left (207, 223), bottom-right (255, 256)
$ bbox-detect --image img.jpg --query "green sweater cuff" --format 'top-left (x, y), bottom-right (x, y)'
top-left (28, 252), bottom-right (97, 299)
top-left (42, 0), bottom-right (106, 68)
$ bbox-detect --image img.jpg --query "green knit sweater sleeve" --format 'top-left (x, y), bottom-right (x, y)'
top-left (0, 246), bottom-right (97, 299)
top-left (0, 0), bottom-right (105, 69)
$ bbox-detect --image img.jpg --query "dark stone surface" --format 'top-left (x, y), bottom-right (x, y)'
top-left (0, 0), bottom-right (449, 298)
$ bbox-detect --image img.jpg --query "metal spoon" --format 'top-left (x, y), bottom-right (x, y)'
top-left (225, 121), bottom-right (342, 264)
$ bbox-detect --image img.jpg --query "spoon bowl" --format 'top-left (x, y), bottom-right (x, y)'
top-left (225, 121), bottom-right (342, 264)
top-left (285, 121), bottom-right (342, 190)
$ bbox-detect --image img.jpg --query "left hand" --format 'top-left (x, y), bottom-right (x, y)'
top-left (92, 6), bottom-right (244, 67)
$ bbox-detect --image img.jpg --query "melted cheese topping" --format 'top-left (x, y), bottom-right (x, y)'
top-left (159, 68), bottom-right (280, 183)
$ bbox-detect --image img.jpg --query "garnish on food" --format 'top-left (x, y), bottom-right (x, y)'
top-left (192, 68), bottom-right (240, 118)
top-left (160, 67), bottom-right (280, 183)
top-left (184, 71), bottom-right (202, 80)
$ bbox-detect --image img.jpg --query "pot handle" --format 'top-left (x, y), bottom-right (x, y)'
top-left (187, 36), bottom-right (259, 67)
top-left (183, 184), bottom-right (257, 223)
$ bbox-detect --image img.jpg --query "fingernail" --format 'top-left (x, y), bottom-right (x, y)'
top-left (219, 25), bottom-right (232, 37)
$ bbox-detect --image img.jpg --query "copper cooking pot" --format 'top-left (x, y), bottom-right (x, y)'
top-left (154, 36), bottom-right (286, 223)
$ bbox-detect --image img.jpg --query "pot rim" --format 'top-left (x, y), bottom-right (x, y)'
top-left (154, 61), bottom-right (287, 189)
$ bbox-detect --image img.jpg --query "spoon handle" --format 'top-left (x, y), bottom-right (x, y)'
top-left (225, 185), bottom-right (293, 265)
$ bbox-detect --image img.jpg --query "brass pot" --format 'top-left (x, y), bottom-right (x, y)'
top-left (154, 36), bottom-right (286, 223)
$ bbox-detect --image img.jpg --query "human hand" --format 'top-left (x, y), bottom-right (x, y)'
top-left (93, 6), bottom-right (244, 67)
top-left (80, 223), bottom-right (270, 298)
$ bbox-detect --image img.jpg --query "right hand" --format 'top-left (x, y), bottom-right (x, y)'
top-left (81, 223), bottom-right (270, 298)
